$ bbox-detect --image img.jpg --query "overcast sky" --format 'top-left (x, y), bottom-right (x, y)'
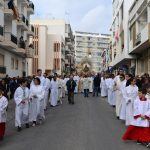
top-left (31, 0), bottom-right (112, 34)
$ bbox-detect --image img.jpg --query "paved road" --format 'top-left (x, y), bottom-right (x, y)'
top-left (0, 94), bottom-right (145, 150)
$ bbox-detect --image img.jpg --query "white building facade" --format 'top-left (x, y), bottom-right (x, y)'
top-left (29, 19), bottom-right (74, 75)
top-left (110, 0), bottom-right (136, 74)
top-left (74, 31), bottom-right (110, 73)
top-left (0, 0), bottom-right (34, 78)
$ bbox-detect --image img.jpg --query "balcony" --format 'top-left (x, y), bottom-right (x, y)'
top-left (4, 0), bottom-right (13, 16)
top-left (129, 0), bottom-right (147, 21)
top-left (0, 26), bottom-right (4, 41)
top-left (27, 1), bottom-right (34, 14)
top-left (17, 14), bottom-right (28, 30)
top-left (129, 24), bottom-right (149, 54)
top-left (26, 45), bottom-right (34, 58)
top-left (0, 32), bottom-right (18, 50)
top-left (17, 39), bottom-right (26, 54)
top-left (0, 0), bottom-right (4, 7)
top-left (27, 25), bottom-right (34, 36)
top-left (21, 0), bottom-right (29, 6)
top-left (0, 66), bottom-right (6, 74)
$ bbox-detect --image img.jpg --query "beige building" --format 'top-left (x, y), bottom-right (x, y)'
top-left (29, 19), bottom-right (74, 75)
top-left (0, 0), bottom-right (34, 78)
top-left (74, 31), bottom-right (110, 73)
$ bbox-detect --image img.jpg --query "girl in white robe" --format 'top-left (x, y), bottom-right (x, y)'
top-left (100, 76), bottom-right (107, 97)
top-left (29, 78), bottom-right (45, 126)
top-left (0, 89), bottom-right (8, 141)
top-left (123, 89), bottom-right (150, 145)
top-left (125, 78), bottom-right (138, 126)
top-left (50, 77), bottom-right (58, 107)
top-left (14, 79), bottom-right (30, 131)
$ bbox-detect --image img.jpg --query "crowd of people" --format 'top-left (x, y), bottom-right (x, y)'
top-left (1, 69), bottom-right (150, 148)
top-left (101, 70), bottom-right (150, 147)
top-left (0, 69), bottom-right (78, 141)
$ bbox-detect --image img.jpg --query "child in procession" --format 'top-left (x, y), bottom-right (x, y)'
top-left (0, 89), bottom-right (8, 141)
top-left (14, 79), bottom-right (30, 132)
top-left (122, 88), bottom-right (150, 147)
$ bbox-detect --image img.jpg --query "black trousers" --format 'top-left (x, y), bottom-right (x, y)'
top-left (68, 91), bottom-right (74, 104)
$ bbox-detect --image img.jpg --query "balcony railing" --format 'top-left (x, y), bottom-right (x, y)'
top-left (0, 66), bottom-right (6, 74)
top-left (29, 2), bottom-right (34, 10)
top-left (0, 26), bottom-right (4, 36)
top-left (26, 19), bottom-right (29, 27)
top-left (21, 14), bottom-right (26, 23)
top-left (11, 34), bottom-right (17, 45)
top-left (31, 25), bottom-right (34, 32)
top-left (135, 33), bottom-right (141, 46)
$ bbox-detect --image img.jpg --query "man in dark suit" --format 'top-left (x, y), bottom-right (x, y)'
top-left (66, 75), bottom-right (76, 104)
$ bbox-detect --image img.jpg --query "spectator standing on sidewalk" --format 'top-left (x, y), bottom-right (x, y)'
top-left (93, 73), bottom-right (101, 97)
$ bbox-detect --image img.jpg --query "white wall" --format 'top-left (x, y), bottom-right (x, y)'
top-left (0, 48), bottom-right (26, 77)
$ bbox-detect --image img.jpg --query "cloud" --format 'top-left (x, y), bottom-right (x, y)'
top-left (31, 0), bottom-right (112, 33)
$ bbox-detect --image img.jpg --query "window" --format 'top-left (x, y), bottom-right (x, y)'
top-left (11, 58), bottom-right (14, 69)
top-left (15, 60), bottom-right (19, 70)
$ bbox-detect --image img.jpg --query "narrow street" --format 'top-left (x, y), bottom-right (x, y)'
top-left (0, 94), bottom-right (145, 150)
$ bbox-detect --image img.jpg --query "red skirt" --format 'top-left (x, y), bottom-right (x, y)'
top-left (122, 125), bottom-right (150, 142)
top-left (0, 123), bottom-right (6, 138)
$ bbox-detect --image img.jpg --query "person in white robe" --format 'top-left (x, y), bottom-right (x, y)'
top-left (29, 78), bottom-right (45, 126)
top-left (88, 75), bottom-right (93, 93)
top-left (64, 76), bottom-right (69, 94)
top-left (50, 76), bottom-right (58, 107)
top-left (14, 79), bottom-right (30, 131)
top-left (0, 89), bottom-right (8, 140)
top-left (100, 75), bottom-right (107, 97)
top-left (125, 78), bottom-right (138, 126)
top-left (73, 74), bottom-right (80, 93)
top-left (62, 77), bottom-right (66, 98)
top-left (119, 74), bottom-right (127, 120)
top-left (79, 76), bottom-right (84, 93)
top-left (43, 73), bottom-right (50, 110)
top-left (105, 75), bottom-right (111, 104)
top-left (57, 76), bottom-right (63, 104)
top-left (123, 89), bottom-right (150, 145)
top-left (114, 74), bottom-right (122, 118)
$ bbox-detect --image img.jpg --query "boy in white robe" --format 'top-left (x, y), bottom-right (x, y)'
top-left (100, 75), bottom-right (107, 97)
top-left (14, 79), bottom-right (30, 131)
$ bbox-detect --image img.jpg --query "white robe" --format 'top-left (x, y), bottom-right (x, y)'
top-left (74, 76), bottom-right (80, 93)
top-left (79, 77), bottom-right (84, 93)
top-left (106, 78), bottom-right (115, 106)
top-left (100, 77), bottom-right (107, 97)
top-left (125, 85), bottom-right (138, 126)
top-left (131, 97), bottom-right (150, 127)
top-left (119, 80), bottom-right (127, 120)
top-left (0, 96), bottom-right (8, 123)
top-left (50, 80), bottom-right (58, 107)
top-left (29, 85), bottom-right (45, 122)
top-left (89, 77), bottom-right (93, 93)
top-left (114, 76), bottom-right (122, 117)
top-left (14, 87), bottom-right (30, 127)
top-left (62, 79), bottom-right (66, 98)
top-left (57, 79), bottom-right (63, 101)
top-left (43, 78), bottom-right (50, 109)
